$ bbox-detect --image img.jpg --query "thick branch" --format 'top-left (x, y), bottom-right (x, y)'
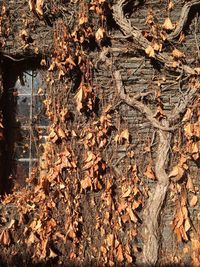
top-left (114, 70), bottom-right (174, 131)
top-left (112, 0), bottom-right (196, 75)
top-left (112, 0), bottom-right (149, 49)
top-left (168, 0), bottom-right (200, 41)
top-left (142, 121), bottom-right (171, 265)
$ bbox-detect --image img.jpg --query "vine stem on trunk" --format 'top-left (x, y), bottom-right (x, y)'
top-left (114, 69), bottom-right (171, 265)
top-left (142, 121), bottom-right (171, 265)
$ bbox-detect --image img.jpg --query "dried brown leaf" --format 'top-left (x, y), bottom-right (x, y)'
top-left (189, 195), bottom-right (198, 207)
top-left (81, 177), bottom-right (92, 190)
top-left (35, 0), bottom-right (44, 16)
top-left (172, 48), bottom-right (185, 59)
top-left (74, 87), bottom-right (84, 112)
top-left (145, 45), bottom-right (155, 57)
top-left (144, 163), bottom-right (156, 180)
top-left (0, 229), bottom-right (11, 246)
top-left (116, 244), bottom-right (124, 262)
top-left (95, 27), bottom-right (105, 40)
top-left (163, 17), bottom-right (174, 30)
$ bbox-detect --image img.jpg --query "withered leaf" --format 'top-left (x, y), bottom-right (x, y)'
top-left (186, 176), bottom-right (195, 193)
top-left (189, 195), bottom-right (198, 207)
top-left (28, 0), bottom-right (35, 11)
top-left (163, 17), bottom-right (174, 30)
top-left (116, 244), bottom-right (124, 262)
top-left (145, 45), bottom-right (155, 58)
top-left (172, 48), bottom-right (185, 59)
top-left (65, 56), bottom-right (76, 67)
top-left (95, 27), bottom-right (105, 41)
top-left (35, 0), bottom-right (44, 16)
top-left (0, 229), bottom-right (11, 246)
top-left (182, 108), bottom-right (193, 122)
top-left (106, 234), bottom-right (114, 247)
top-left (74, 87), bottom-right (84, 112)
top-left (144, 163), bottom-right (156, 180)
top-left (122, 186), bottom-right (132, 198)
top-left (57, 127), bottom-right (66, 139)
top-left (169, 165), bottom-right (185, 181)
top-left (168, 0), bottom-right (174, 11)
top-left (126, 206), bottom-right (138, 223)
top-left (79, 15), bottom-right (88, 25)
top-left (81, 177), bottom-right (92, 190)
top-left (49, 248), bottom-right (58, 258)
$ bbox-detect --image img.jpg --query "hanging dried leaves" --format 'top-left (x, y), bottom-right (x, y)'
top-left (173, 191), bottom-right (191, 242)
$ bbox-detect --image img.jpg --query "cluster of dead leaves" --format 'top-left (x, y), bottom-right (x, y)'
top-left (170, 98), bottom-right (199, 252)
top-left (28, 0), bottom-right (44, 16)
top-left (173, 189), bottom-right (194, 242)
top-left (74, 83), bottom-right (96, 113)
top-left (99, 165), bottom-right (143, 265)
top-left (79, 105), bottom-right (114, 191)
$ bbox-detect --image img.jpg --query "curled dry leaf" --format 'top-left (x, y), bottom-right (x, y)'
top-left (153, 42), bottom-right (162, 52)
top-left (163, 17), bottom-right (174, 30)
top-left (145, 45), bottom-right (155, 58)
top-left (182, 108), bottom-right (193, 122)
top-left (48, 129), bottom-right (58, 143)
top-left (126, 206), bottom-right (138, 223)
top-left (49, 248), bottom-right (58, 259)
top-left (189, 195), bottom-right (198, 207)
top-left (122, 186), bottom-right (132, 198)
top-left (116, 244), bottom-right (124, 262)
top-left (37, 87), bottom-right (44, 95)
top-left (186, 176), bottom-right (195, 193)
top-left (172, 48), bottom-right (185, 59)
top-left (35, 0), bottom-right (44, 16)
top-left (80, 177), bottom-right (92, 190)
top-left (28, 0), bottom-right (35, 11)
top-left (57, 127), bottom-right (66, 139)
top-left (74, 86), bottom-right (84, 112)
top-left (144, 163), bottom-right (156, 180)
top-left (106, 234), bottom-right (114, 247)
top-left (168, 0), bottom-right (174, 11)
top-left (79, 15), bottom-right (88, 25)
top-left (40, 59), bottom-right (47, 66)
top-left (169, 165), bottom-right (185, 181)
top-left (65, 56), bottom-right (76, 67)
top-left (0, 229), bottom-right (11, 246)
top-left (119, 129), bottom-right (130, 143)
top-left (194, 67), bottom-right (200, 74)
top-left (95, 27), bottom-right (105, 41)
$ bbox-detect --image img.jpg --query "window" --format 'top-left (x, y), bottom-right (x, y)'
top-left (3, 65), bottom-right (48, 188)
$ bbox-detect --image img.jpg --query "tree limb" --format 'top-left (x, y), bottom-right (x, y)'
top-left (142, 120), bottom-right (171, 264)
top-left (114, 70), bottom-right (174, 131)
top-left (168, 0), bottom-right (200, 41)
top-left (112, 0), bottom-right (196, 75)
